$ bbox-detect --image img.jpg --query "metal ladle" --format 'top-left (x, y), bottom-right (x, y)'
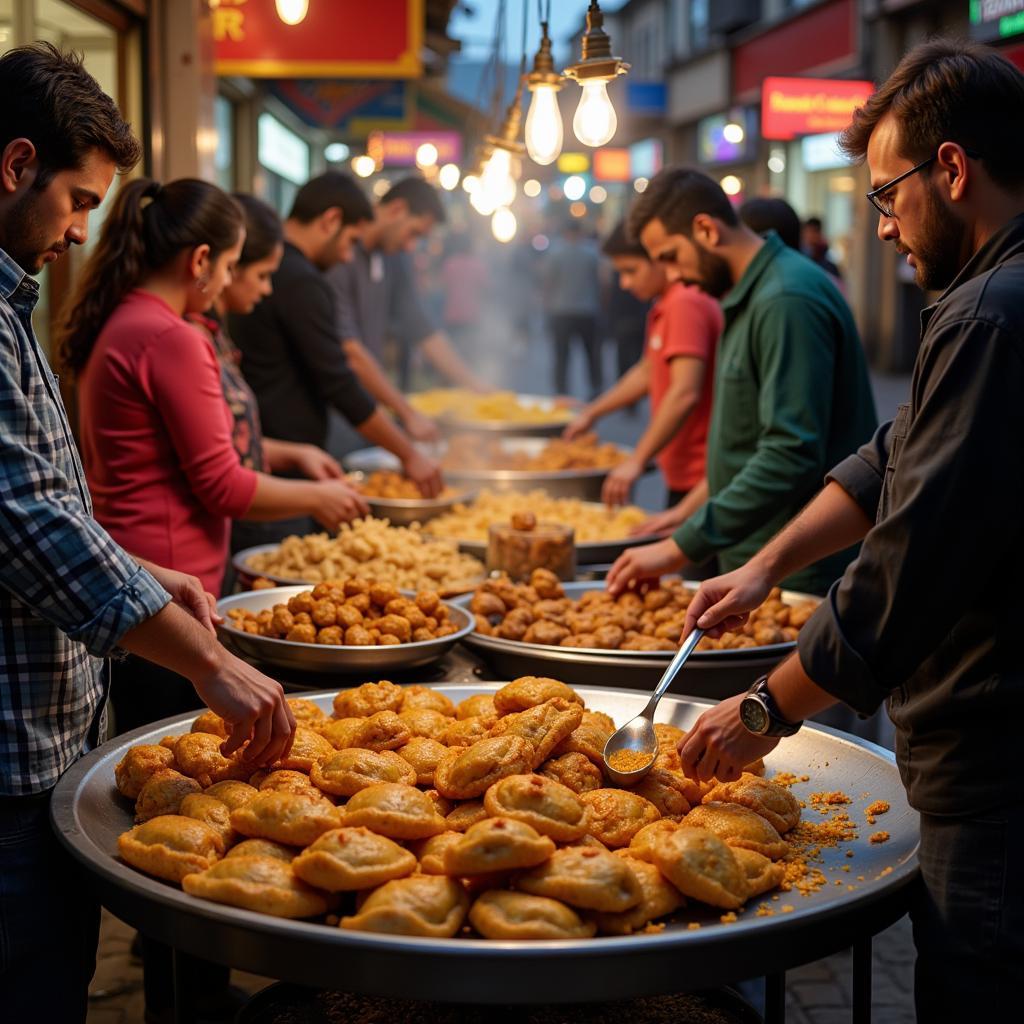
top-left (602, 628), bottom-right (705, 786)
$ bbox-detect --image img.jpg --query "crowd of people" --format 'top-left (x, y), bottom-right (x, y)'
top-left (1, 31), bottom-right (1022, 1024)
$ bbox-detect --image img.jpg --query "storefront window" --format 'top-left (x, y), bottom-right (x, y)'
top-left (257, 112), bottom-right (310, 214)
top-left (215, 94), bottom-right (235, 192)
top-left (690, 0), bottom-right (710, 52)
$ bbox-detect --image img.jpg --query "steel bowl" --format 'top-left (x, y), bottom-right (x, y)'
top-left (344, 469), bottom-right (479, 528)
top-left (216, 586), bottom-right (474, 675)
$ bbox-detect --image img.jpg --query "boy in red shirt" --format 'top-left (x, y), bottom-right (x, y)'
top-left (565, 221), bottom-right (722, 507)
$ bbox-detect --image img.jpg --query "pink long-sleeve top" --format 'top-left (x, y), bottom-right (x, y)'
top-left (78, 290), bottom-right (259, 594)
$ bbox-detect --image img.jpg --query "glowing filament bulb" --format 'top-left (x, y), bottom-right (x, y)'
top-left (573, 79), bottom-right (617, 148)
top-left (525, 84), bottom-right (564, 166)
top-left (491, 207), bottom-right (517, 243)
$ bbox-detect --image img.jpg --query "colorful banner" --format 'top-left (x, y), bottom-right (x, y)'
top-left (367, 131), bottom-right (462, 167)
top-left (266, 80), bottom-right (410, 132)
top-left (761, 77), bottom-right (874, 141)
top-left (593, 148), bottom-right (631, 182)
top-left (214, 0), bottom-right (423, 78)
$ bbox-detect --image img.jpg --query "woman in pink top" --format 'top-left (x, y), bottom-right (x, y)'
top-left (60, 178), bottom-right (368, 597)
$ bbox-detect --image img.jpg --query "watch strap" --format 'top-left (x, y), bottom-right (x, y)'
top-left (748, 676), bottom-right (803, 737)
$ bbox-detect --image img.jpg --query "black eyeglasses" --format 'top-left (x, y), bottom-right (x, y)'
top-left (865, 148), bottom-right (982, 218)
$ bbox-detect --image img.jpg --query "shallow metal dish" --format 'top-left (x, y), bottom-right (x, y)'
top-left (344, 469), bottom-right (478, 527)
top-left (231, 544), bottom-right (485, 599)
top-left (52, 684), bottom-right (918, 1004)
top-left (216, 586), bottom-right (473, 675)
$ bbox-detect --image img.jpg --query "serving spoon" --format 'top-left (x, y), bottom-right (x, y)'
top-left (601, 628), bottom-right (705, 786)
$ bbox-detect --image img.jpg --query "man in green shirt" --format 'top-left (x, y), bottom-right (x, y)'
top-left (608, 169), bottom-right (877, 596)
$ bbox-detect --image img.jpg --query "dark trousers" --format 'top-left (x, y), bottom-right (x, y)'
top-left (911, 808), bottom-right (1024, 1021)
top-left (549, 313), bottom-right (602, 397)
top-left (0, 790), bottom-right (101, 1022)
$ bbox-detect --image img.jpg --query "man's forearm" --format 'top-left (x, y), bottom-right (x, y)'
top-left (119, 602), bottom-right (222, 683)
top-left (343, 338), bottom-right (418, 423)
top-left (420, 331), bottom-right (487, 390)
top-left (749, 481), bottom-right (872, 584)
top-left (587, 362), bottom-right (649, 420)
top-left (356, 407), bottom-right (416, 461)
top-left (766, 652), bottom-right (839, 723)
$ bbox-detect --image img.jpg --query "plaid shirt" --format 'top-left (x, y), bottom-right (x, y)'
top-left (0, 247), bottom-right (169, 795)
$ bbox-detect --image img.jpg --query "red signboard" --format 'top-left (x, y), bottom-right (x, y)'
top-left (593, 148), bottom-right (631, 182)
top-left (214, 0), bottom-right (423, 79)
top-left (761, 77), bottom-right (874, 141)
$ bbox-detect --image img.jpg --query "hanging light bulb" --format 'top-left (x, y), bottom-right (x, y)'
top-left (524, 21), bottom-right (564, 166)
top-left (472, 84), bottom-right (525, 217)
top-left (563, 1), bottom-right (629, 149)
top-left (492, 207), bottom-right (517, 244)
top-left (276, 0), bottom-right (309, 26)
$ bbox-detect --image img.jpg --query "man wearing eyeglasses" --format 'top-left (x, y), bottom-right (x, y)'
top-left (675, 39), bottom-right (1024, 1019)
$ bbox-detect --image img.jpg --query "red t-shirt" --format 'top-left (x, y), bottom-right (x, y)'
top-left (646, 283), bottom-right (722, 492)
top-left (78, 290), bottom-right (259, 594)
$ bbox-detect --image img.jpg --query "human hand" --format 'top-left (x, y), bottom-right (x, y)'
top-left (291, 444), bottom-right (343, 481)
top-left (601, 456), bottom-right (642, 507)
top-left (402, 409), bottom-right (442, 444)
top-left (676, 693), bottom-right (780, 783)
top-left (629, 505), bottom-right (686, 538)
top-left (144, 564), bottom-right (220, 635)
top-left (404, 449), bottom-right (444, 498)
top-left (562, 409), bottom-right (595, 441)
top-left (605, 537), bottom-right (687, 596)
top-left (682, 564), bottom-right (774, 639)
top-left (308, 480), bottom-right (371, 530)
top-left (192, 648), bottom-right (296, 765)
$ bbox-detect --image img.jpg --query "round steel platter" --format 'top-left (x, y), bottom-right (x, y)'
top-left (52, 684), bottom-right (918, 1004)
top-left (216, 586), bottom-right (474, 674)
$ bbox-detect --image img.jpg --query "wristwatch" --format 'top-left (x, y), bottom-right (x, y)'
top-left (739, 676), bottom-right (802, 738)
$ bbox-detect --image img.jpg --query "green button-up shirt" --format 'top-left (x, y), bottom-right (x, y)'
top-left (673, 233), bottom-right (877, 595)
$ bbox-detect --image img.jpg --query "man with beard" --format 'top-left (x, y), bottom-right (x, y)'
top-left (607, 169), bottom-right (876, 596)
top-left (674, 40), bottom-right (1024, 1019)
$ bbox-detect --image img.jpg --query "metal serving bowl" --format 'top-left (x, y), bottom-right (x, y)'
top-left (344, 470), bottom-right (478, 528)
top-left (216, 586), bottom-right (474, 675)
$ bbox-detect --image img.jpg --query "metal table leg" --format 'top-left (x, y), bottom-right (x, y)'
top-left (765, 971), bottom-right (786, 1024)
top-left (852, 935), bottom-right (873, 1024)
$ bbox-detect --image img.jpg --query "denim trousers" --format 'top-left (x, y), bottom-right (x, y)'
top-left (0, 789), bottom-right (101, 1022)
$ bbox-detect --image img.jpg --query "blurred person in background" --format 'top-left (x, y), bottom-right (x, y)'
top-left (544, 218), bottom-right (603, 398)
top-left (802, 215), bottom-right (842, 279)
top-left (739, 196), bottom-right (802, 250)
top-left (565, 221), bottom-right (721, 509)
top-left (229, 172), bottom-right (442, 511)
top-left (328, 176), bottom-right (489, 447)
top-left (441, 229), bottom-right (489, 359)
top-left (603, 258), bottom-right (648, 392)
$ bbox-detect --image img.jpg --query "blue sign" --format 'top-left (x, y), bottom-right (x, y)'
top-left (626, 81), bottom-right (667, 116)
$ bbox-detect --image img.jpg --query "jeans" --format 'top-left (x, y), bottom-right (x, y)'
top-left (0, 790), bottom-right (101, 1022)
top-left (548, 313), bottom-right (602, 397)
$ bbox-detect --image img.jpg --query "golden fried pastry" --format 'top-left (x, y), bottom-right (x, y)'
top-left (340, 875), bottom-right (469, 938)
top-left (581, 788), bottom-right (661, 848)
top-left (489, 699), bottom-right (583, 769)
top-left (179, 793), bottom-right (235, 852)
top-left (272, 726), bottom-right (335, 773)
top-left (434, 735), bottom-right (536, 800)
top-left (483, 774), bottom-right (589, 842)
top-left (443, 817), bottom-right (555, 875)
top-left (350, 711), bottom-right (412, 752)
top-left (135, 769), bottom-right (203, 823)
top-left (286, 697), bottom-right (327, 726)
top-left (469, 890), bottom-right (596, 940)
top-left (118, 814), bottom-right (222, 883)
top-left (703, 773), bottom-right (801, 835)
top-left (551, 717), bottom-right (613, 768)
top-left (339, 783), bottom-right (447, 840)
top-left (626, 767), bottom-right (693, 818)
top-left (173, 733), bottom-right (248, 787)
top-left (731, 848), bottom-right (786, 897)
top-left (401, 685), bottom-right (456, 717)
top-left (592, 855), bottom-right (685, 935)
top-left (441, 715), bottom-right (493, 748)
top-left (445, 800), bottom-right (489, 833)
top-left (654, 722), bottom-right (685, 754)
top-left (319, 717), bottom-right (365, 751)
top-left (538, 752), bottom-right (604, 794)
top-left (226, 839), bottom-right (296, 862)
top-left (292, 827), bottom-right (417, 891)
top-left (682, 802), bottom-right (788, 860)
top-left (332, 680), bottom-right (405, 719)
top-left (412, 831), bottom-right (463, 874)
top-left (231, 791), bottom-right (340, 847)
top-left (649, 826), bottom-right (748, 910)
top-left (183, 855), bottom-right (330, 918)
top-left (252, 770), bottom-right (323, 799)
top-left (581, 710), bottom-right (615, 733)
top-left (493, 677), bottom-right (583, 716)
top-left (516, 846), bottom-right (642, 912)
top-left (397, 707), bottom-right (450, 742)
top-left (191, 710), bottom-right (229, 739)
top-left (115, 744), bottom-right (175, 800)
top-left (310, 749), bottom-right (416, 796)
top-left (627, 818), bottom-right (682, 863)
top-left (202, 780), bottom-right (258, 812)
top-left (456, 694), bottom-right (497, 721)
top-left (425, 789), bottom-right (455, 817)
top-left (395, 737), bottom-right (448, 786)
top-left (158, 735), bottom-right (182, 751)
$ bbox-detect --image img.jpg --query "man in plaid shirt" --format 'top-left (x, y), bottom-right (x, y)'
top-left (0, 44), bottom-right (296, 1022)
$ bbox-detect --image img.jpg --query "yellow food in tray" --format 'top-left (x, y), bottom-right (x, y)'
top-left (356, 471), bottom-right (458, 501)
top-left (441, 433), bottom-right (625, 473)
top-left (409, 389), bottom-right (572, 424)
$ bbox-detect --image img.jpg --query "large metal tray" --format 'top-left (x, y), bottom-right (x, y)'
top-left (231, 544), bottom-right (485, 598)
top-left (52, 684), bottom-right (918, 1004)
top-left (216, 586), bottom-right (473, 675)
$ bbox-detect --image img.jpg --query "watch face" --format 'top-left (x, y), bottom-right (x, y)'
top-left (740, 696), bottom-right (769, 735)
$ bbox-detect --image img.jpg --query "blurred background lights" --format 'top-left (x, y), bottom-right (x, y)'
top-left (491, 206), bottom-right (517, 243)
top-left (415, 142), bottom-right (439, 168)
top-left (633, 177), bottom-right (649, 193)
top-left (352, 155), bottom-right (376, 178)
top-left (720, 174), bottom-right (743, 196)
top-left (324, 143), bottom-right (350, 163)
top-left (563, 175), bottom-right (586, 201)
top-left (438, 163), bottom-right (461, 191)
top-left (523, 178), bottom-right (542, 198)
top-left (722, 122), bottom-right (745, 145)
top-left (588, 185), bottom-right (607, 204)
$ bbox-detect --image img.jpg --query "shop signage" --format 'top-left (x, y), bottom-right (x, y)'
top-left (267, 80), bottom-right (410, 132)
top-left (214, 0), bottom-right (423, 78)
top-left (629, 138), bottom-right (663, 179)
top-left (257, 112), bottom-right (309, 184)
top-left (761, 77), bottom-right (874, 141)
top-left (557, 153), bottom-right (590, 174)
top-left (593, 148), bottom-right (631, 182)
top-left (801, 131), bottom-right (852, 172)
top-left (970, 0), bottom-right (1024, 41)
top-left (626, 82), bottom-right (667, 116)
top-left (696, 109), bottom-right (758, 165)
top-left (367, 131), bottom-right (462, 167)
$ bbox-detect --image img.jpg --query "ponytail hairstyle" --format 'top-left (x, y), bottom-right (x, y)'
top-left (233, 193), bottom-right (284, 266)
top-left (58, 177), bottom-right (244, 374)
